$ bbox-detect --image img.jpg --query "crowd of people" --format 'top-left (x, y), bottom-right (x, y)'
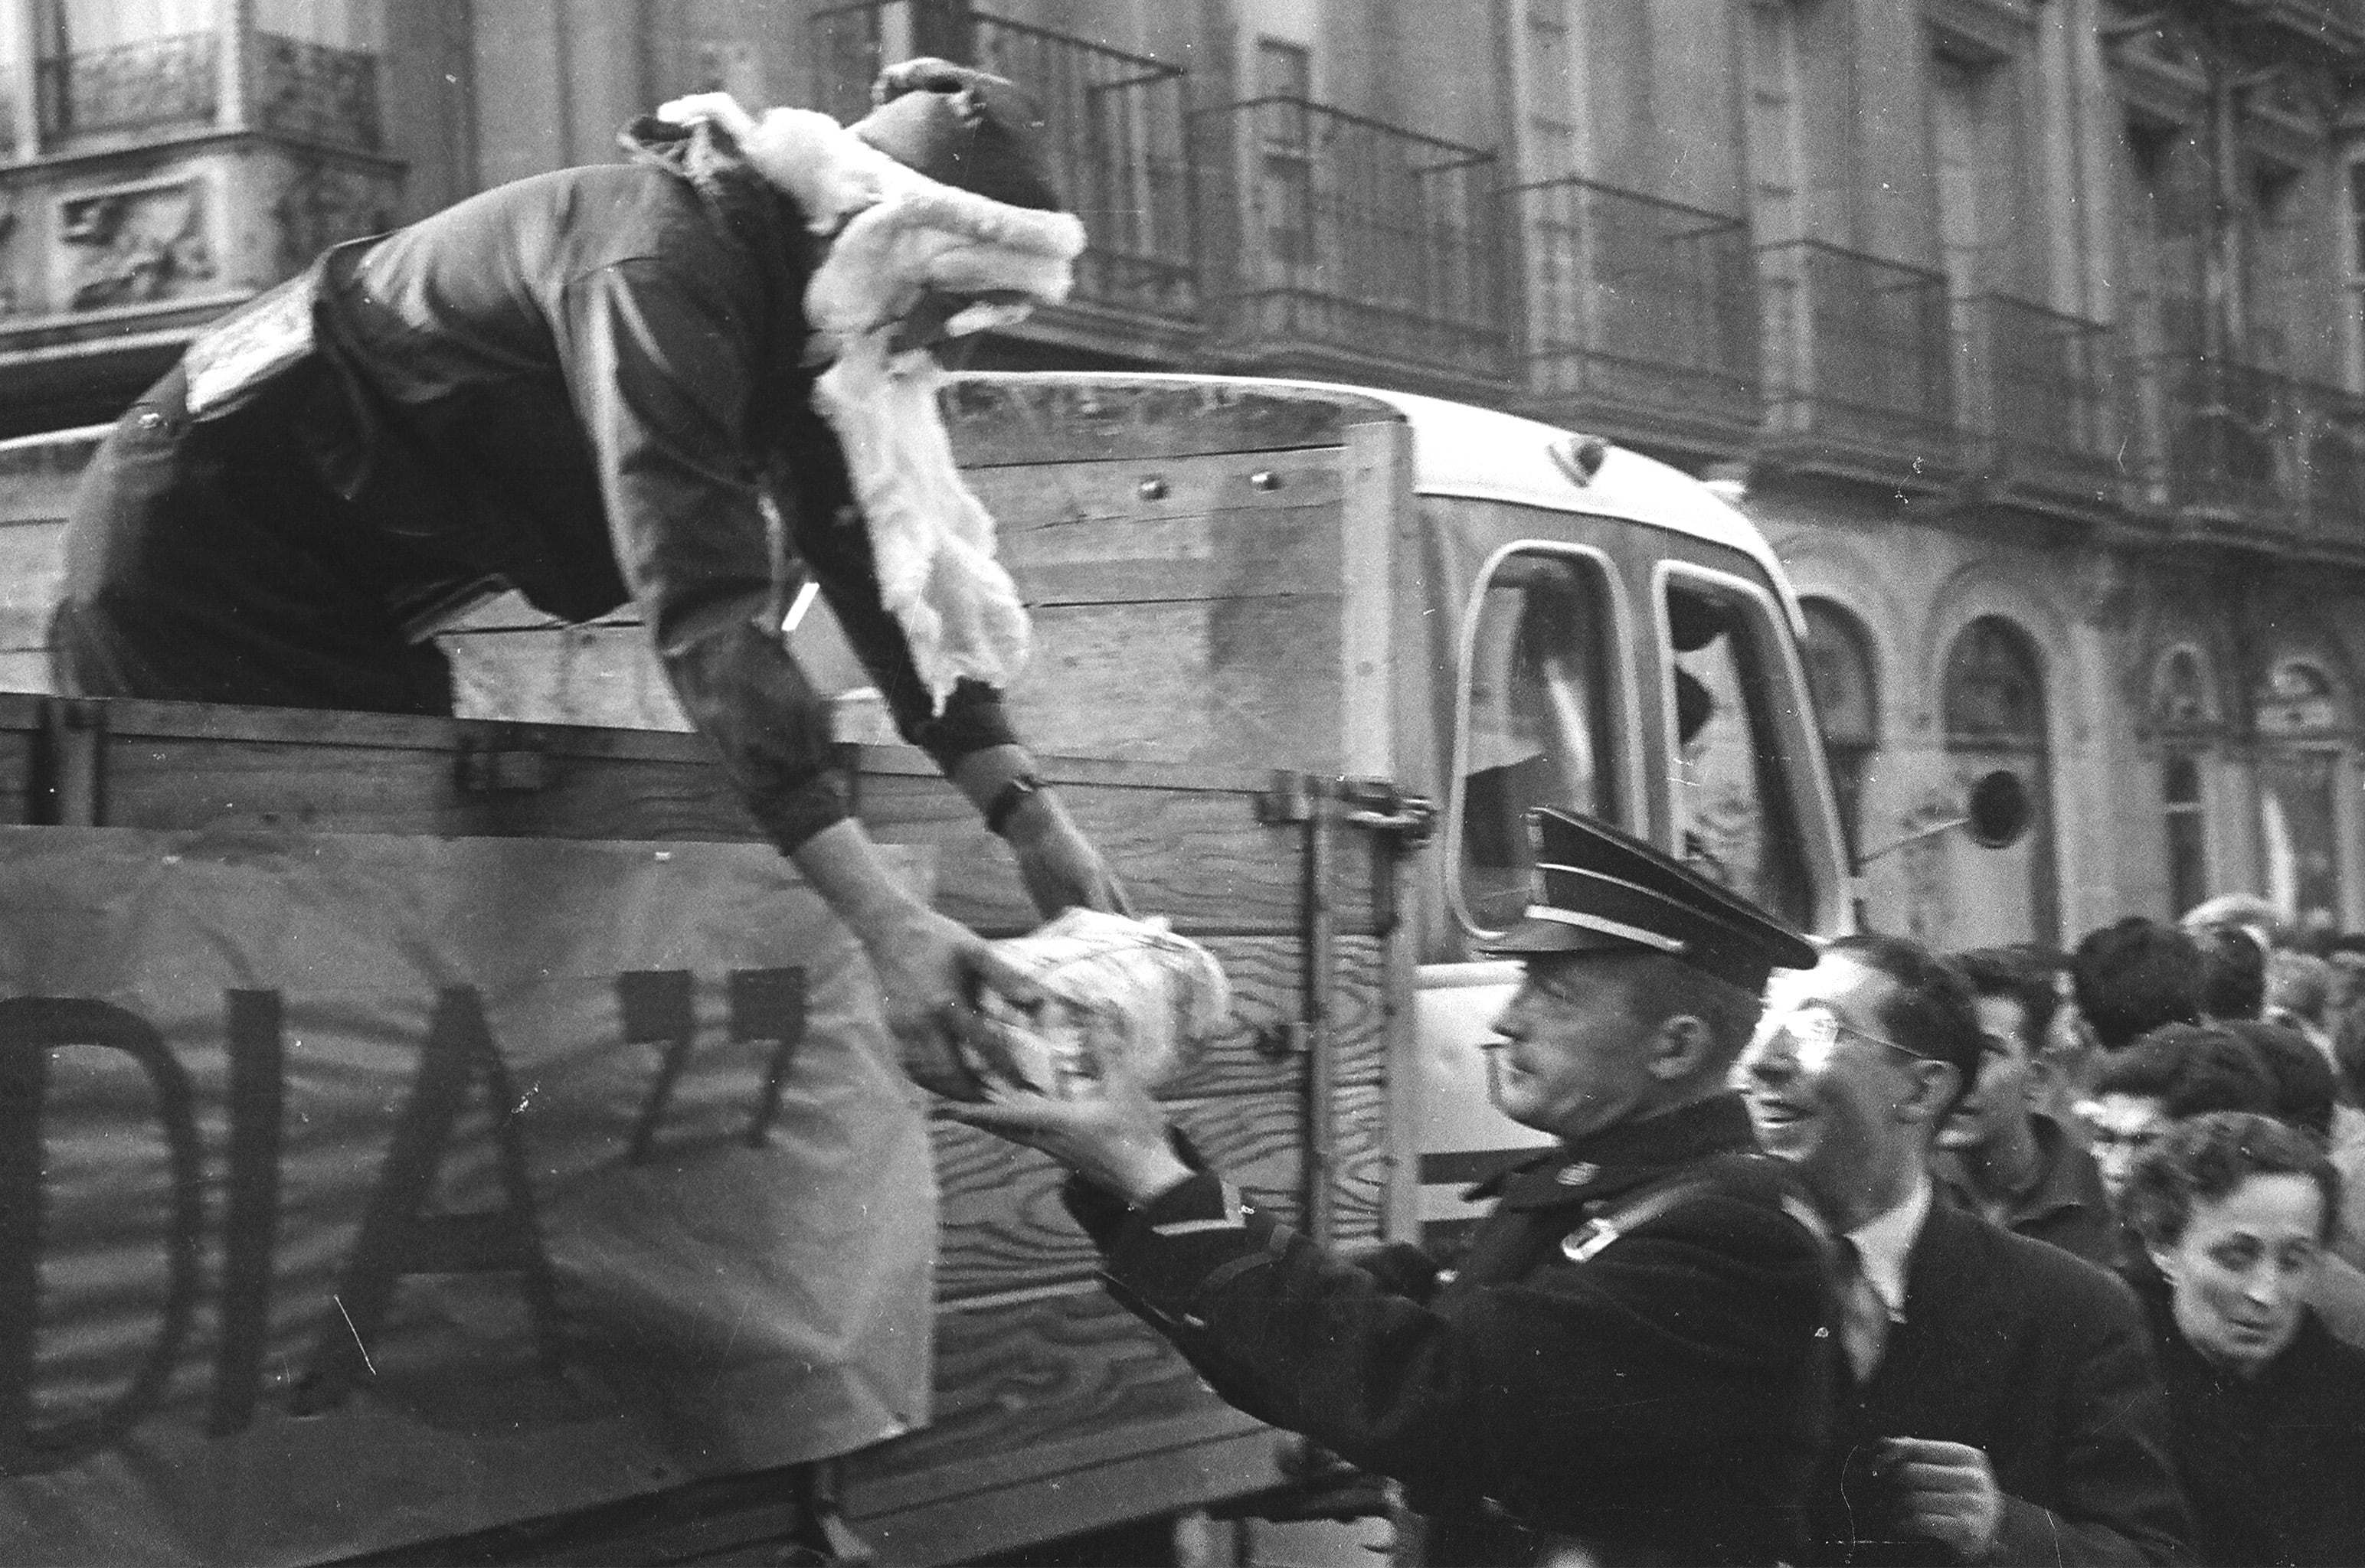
top-left (958, 842), bottom-right (2365, 1566)
top-left (1913, 897), bottom-right (2365, 1566)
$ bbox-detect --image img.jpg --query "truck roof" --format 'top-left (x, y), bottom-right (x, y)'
top-left (954, 371), bottom-right (1798, 624)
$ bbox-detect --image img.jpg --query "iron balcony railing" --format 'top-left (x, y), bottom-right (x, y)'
top-left (254, 32), bottom-right (381, 152)
top-left (1758, 240), bottom-right (1955, 477)
top-left (2293, 377), bottom-right (2365, 548)
top-left (807, 2), bottom-right (1197, 323)
top-left (2135, 354), bottom-right (2290, 527)
top-left (1197, 96), bottom-right (1506, 384)
top-left (1506, 176), bottom-right (1759, 441)
top-left (2235, 0), bottom-right (2365, 51)
top-left (1959, 294), bottom-right (2115, 504)
top-left (36, 31), bottom-right (218, 138)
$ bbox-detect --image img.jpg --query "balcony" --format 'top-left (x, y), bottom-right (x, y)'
top-left (1959, 296), bottom-right (2117, 514)
top-left (1196, 98), bottom-right (1507, 397)
top-left (2295, 379), bottom-right (2365, 550)
top-left (0, 11), bottom-right (400, 433)
top-left (2134, 355), bottom-right (2291, 533)
top-left (1758, 241), bottom-right (1958, 487)
top-left (35, 31), bottom-right (220, 139)
top-left (806, 2), bottom-right (1198, 357)
top-left (2223, 0), bottom-right (2365, 55)
top-left (1506, 177), bottom-right (1759, 456)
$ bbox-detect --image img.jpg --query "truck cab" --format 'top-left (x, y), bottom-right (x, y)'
top-left (926, 373), bottom-right (1851, 1247)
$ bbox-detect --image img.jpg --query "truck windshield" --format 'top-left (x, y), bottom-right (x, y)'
top-left (1453, 547), bottom-right (1618, 931)
top-left (1664, 574), bottom-right (1814, 927)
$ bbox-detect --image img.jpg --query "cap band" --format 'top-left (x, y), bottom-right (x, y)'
top-left (1521, 907), bottom-right (1691, 954)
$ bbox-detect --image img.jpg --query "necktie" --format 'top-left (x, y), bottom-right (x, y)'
top-left (1833, 1236), bottom-right (1890, 1383)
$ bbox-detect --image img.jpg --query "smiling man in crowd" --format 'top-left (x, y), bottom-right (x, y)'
top-left (1741, 933), bottom-right (2190, 1566)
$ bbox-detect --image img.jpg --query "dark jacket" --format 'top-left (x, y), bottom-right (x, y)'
top-left (1933, 1112), bottom-right (2118, 1271)
top-left (58, 123), bottom-right (1012, 851)
top-left (1812, 1200), bottom-right (2193, 1566)
top-left (1078, 1096), bottom-right (1836, 1566)
top-left (2136, 1282), bottom-right (2365, 1567)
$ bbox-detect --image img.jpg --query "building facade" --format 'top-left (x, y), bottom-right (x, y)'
top-left (2, 0), bottom-right (2363, 949)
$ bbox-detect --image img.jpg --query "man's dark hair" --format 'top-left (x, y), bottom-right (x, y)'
top-left (1827, 933), bottom-right (1985, 1098)
top-left (2191, 924), bottom-right (2266, 1021)
top-left (2072, 917), bottom-right (2203, 1051)
top-left (1621, 952), bottom-right (1761, 1070)
top-left (2090, 1023), bottom-right (2275, 1120)
top-left (1529, 951), bottom-right (1761, 1075)
top-left (2123, 1110), bottom-right (2340, 1253)
top-left (1951, 946), bottom-right (2059, 1054)
top-left (2220, 1020), bottom-right (2339, 1142)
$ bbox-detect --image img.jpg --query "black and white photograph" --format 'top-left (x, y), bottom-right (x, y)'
top-left (2, 2), bottom-right (2363, 1564)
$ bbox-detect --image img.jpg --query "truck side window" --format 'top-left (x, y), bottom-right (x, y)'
top-left (1457, 550), bottom-right (1617, 930)
top-left (1665, 577), bottom-right (1812, 926)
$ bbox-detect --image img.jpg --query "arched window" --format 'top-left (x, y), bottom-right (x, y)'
top-left (1801, 599), bottom-right (1877, 861)
top-left (1942, 616), bottom-right (2059, 945)
top-left (2255, 658), bottom-right (2348, 939)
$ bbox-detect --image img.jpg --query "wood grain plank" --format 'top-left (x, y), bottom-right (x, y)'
top-left (970, 445), bottom-right (1344, 533)
top-left (1002, 598), bottom-right (1346, 773)
top-left (1162, 935), bottom-right (1387, 1101)
top-left (927, 1084), bottom-right (1389, 1300)
top-left (81, 712), bottom-right (1385, 935)
top-left (940, 375), bottom-right (1376, 466)
top-left (0, 430), bottom-right (101, 524)
top-left (444, 623), bottom-right (692, 732)
top-left (846, 1406), bottom-right (1279, 1568)
top-left (0, 697), bottom-right (41, 823)
top-left (0, 519), bottom-right (64, 651)
top-left (854, 769), bottom-right (1382, 936)
top-left (0, 652), bottom-right (54, 697)
top-left (842, 1281), bottom-right (1281, 1538)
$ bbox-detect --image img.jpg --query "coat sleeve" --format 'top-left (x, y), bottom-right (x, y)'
top-left (1098, 1172), bottom-right (1826, 1509)
top-left (551, 256), bottom-right (1014, 851)
top-left (1984, 1279), bottom-right (2193, 1567)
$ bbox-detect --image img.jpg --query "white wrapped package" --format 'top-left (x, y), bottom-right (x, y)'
top-left (972, 908), bottom-right (1232, 1097)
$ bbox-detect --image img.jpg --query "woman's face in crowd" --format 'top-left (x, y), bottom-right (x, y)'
top-left (2154, 1172), bottom-right (2327, 1379)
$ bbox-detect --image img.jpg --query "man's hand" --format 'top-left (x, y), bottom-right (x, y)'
top-left (1004, 788), bottom-right (1131, 919)
top-left (947, 1024), bottom-right (1193, 1205)
top-left (863, 903), bottom-right (1042, 1100)
top-left (1883, 1437), bottom-right (2002, 1563)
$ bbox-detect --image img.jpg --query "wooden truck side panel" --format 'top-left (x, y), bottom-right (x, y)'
top-left (0, 697), bottom-right (1395, 1565)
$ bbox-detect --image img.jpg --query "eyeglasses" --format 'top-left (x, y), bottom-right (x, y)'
top-left (1747, 1004), bottom-right (1945, 1068)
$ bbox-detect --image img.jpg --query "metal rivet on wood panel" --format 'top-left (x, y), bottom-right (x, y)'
top-left (1250, 469), bottom-right (1283, 492)
top-left (1137, 476), bottom-right (1169, 500)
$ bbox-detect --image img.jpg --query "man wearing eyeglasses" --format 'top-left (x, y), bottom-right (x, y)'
top-left (957, 808), bottom-right (1836, 1566)
top-left (1739, 934), bottom-right (2190, 1566)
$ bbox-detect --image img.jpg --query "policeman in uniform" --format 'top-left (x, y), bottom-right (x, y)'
top-left (957, 808), bottom-right (1837, 1566)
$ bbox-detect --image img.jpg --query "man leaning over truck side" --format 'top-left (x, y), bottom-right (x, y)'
top-left (957, 808), bottom-right (1837, 1567)
top-left (51, 60), bottom-right (1122, 1093)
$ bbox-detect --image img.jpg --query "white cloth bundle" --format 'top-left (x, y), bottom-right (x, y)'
top-left (973, 908), bottom-right (1232, 1097)
top-left (653, 93), bottom-right (1087, 712)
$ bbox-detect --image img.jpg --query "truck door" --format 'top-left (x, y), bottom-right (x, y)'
top-left (1414, 509), bottom-right (1842, 1252)
top-left (1418, 528), bottom-right (1636, 1244)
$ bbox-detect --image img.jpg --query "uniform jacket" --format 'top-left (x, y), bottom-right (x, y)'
top-left (2137, 1283), bottom-right (2365, 1567)
top-left (67, 123), bottom-right (1012, 851)
top-left (1812, 1200), bottom-right (2193, 1566)
top-left (1081, 1095), bottom-right (1836, 1566)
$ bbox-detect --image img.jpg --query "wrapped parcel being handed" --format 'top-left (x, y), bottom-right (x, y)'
top-left (973, 908), bottom-right (1232, 1096)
